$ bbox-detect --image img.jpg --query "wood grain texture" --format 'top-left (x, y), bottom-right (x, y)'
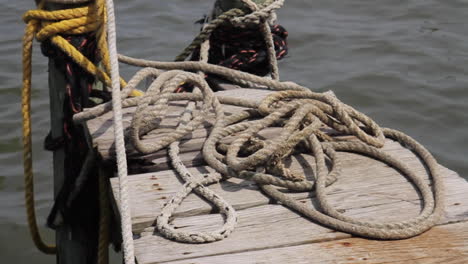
top-left (131, 165), bottom-right (467, 264)
top-left (93, 88), bottom-right (468, 264)
top-left (86, 89), bottom-right (337, 173)
top-left (164, 221), bottom-right (468, 264)
top-left (111, 139), bottom-right (467, 233)
top-left (85, 88), bottom-right (272, 165)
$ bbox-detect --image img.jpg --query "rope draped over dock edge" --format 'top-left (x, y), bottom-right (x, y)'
top-left (105, 0), bottom-right (136, 263)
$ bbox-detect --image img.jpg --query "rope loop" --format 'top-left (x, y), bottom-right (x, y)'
top-left (258, 90), bottom-right (385, 147)
top-left (129, 70), bottom-right (216, 154)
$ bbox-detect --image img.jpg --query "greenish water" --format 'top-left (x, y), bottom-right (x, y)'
top-left (1, 1), bottom-right (467, 263)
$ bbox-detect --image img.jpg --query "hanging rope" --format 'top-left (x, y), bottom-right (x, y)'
top-left (22, 0), bottom-right (57, 255)
top-left (21, 0), bottom-right (139, 259)
top-left (104, 0), bottom-right (136, 262)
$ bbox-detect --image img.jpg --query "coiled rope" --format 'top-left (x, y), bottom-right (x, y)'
top-left (105, 57), bottom-right (445, 241)
top-left (73, 0), bottom-right (444, 245)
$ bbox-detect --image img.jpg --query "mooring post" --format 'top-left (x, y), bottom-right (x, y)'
top-left (49, 58), bottom-right (89, 264)
top-left (46, 2), bottom-right (100, 264)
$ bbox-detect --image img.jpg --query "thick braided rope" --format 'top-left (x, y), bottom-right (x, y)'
top-left (22, 0), bottom-right (142, 257)
top-left (105, 0), bottom-right (135, 263)
top-left (22, 2), bottom-right (142, 96)
top-left (156, 34), bottom-right (238, 243)
top-left (174, 8), bottom-right (245, 62)
top-left (72, 2), bottom-right (444, 242)
top-left (23, 0), bottom-right (117, 257)
top-left (203, 91), bottom-right (444, 239)
top-left (241, 0), bottom-right (279, 80)
top-left (175, 0), bottom-right (282, 81)
top-left (21, 1), bottom-right (56, 254)
top-left (231, 0), bottom-right (284, 25)
top-left (76, 55), bottom-right (445, 240)
top-left (43, 0), bottom-right (444, 247)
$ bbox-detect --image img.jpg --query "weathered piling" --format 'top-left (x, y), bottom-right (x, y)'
top-left (45, 2), bottom-right (101, 264)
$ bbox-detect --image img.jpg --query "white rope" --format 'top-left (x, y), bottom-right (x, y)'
top-left (70, 0), bottom-right (443, 247)
top-left (156, 28), bottom-right (238, 243)
top-left (240, 0), bottom-right (280, 80)
top-left (105, 0), bottom-right (135, 263)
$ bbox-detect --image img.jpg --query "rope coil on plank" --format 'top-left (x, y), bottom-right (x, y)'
top-left (72, 0), bottom-right (445, 244)
top-left (75, 54), bottom-right (445, 243)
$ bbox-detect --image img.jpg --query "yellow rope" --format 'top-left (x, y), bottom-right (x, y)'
top-left (22, 1), bottom-right (56, 255)
top-left (22, 2), bottom-right (144, 94)
top-left (22, 0), bottom-right (137, 256)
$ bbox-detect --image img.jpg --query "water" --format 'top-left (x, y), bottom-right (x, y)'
top-left (1, 0), bottom-right (467, 262)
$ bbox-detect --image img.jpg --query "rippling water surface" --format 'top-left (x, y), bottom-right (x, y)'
top-left (1, 1), bottom-right (467, 262)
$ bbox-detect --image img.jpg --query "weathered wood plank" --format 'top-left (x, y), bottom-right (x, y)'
top-left (85, 89), bottom-right (275, 171)
top-left (99, 87), bottom-right (468, 264)
top-left (164, 221), bottom-right (468, 264)
top-left (127, 126), bottom-right (319, 173)
top-left (87, 89), bottom-right (338, 174)
top-left (132, 166), bottom-right (467, 264)
top-left (112, 139), bottom-right (464, 233)
top-left (86, 88), bottom-right (272, 159)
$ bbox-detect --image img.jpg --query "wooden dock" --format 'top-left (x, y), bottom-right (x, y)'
top-left (85, 87), bottom-right (468, 264)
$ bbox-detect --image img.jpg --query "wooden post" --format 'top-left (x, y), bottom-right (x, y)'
top-left (46, 3), bottom-right (100, 264)
top-left (49, 59), bottom-right (88, 264)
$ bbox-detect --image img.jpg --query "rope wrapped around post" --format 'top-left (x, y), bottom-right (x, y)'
top-left (175, 0), bottom-right (286, 81)
top-left (21, 0), bottom-right (139, 261)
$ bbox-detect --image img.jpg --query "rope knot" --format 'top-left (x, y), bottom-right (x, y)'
top-left (23, 5), bottom-right (103, 42)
